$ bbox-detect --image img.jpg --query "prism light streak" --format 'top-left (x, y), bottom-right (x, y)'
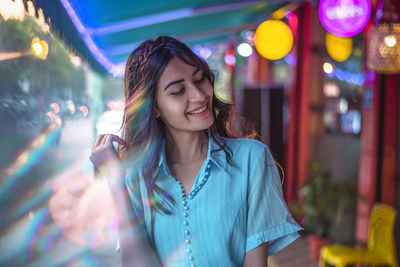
top-left (0, 123), bottom-right (61, 193)
top-left (23, 207), bottom-right (49, 263)
top-left (0, 188), bottom-right (52, 230)
top-left (0, 207), bottom-right (49, 266)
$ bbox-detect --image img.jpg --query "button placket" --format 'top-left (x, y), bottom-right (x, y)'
top-left (176, 162), bottom-right (212, 266)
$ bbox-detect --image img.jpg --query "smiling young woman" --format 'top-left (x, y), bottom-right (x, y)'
top-left (90, 36), bottom-right (302, 267)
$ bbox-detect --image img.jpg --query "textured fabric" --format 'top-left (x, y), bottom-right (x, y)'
top-left (117, 135), bottom-right (302, 266)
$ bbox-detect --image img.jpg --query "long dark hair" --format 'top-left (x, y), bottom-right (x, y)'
top-left (120, 36), bottom-right (257, 215)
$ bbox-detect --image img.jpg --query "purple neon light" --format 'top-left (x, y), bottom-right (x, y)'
top-left (318, 0), bottom-right (371, 37)
top-left (59, 0), bottom-right (122, 75)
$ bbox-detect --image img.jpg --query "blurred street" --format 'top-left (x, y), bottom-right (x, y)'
top-left (0, 118), bottom-right (121, 267)
top-left (1, 0), bottom-right (399, 266)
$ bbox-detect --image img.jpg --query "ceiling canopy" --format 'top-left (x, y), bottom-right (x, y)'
top-left (30, 0), bottom-right (297, 75)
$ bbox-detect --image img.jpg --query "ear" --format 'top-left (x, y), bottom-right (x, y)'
top-left (154, 106), bottom-right (161, 118)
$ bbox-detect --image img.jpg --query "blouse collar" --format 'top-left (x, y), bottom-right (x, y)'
top-left (157, 131), bottom-right (228, 175)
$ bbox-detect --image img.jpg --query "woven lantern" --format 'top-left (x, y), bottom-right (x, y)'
top-left (366, 0), bottom-right (400, 73)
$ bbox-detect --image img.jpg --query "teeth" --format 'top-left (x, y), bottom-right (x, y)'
top-left (189, 106), bottom-right (207, 114)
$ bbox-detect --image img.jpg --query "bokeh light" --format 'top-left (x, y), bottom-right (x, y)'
top-left (236, 43), bottom-right (253, 57)
top-left (339, 98), bottom-right (349, 113)
top-left (318, 0), bottom-right (371, 37)
top-left (272, 8), bottom-right (286, 20)
top-left (325, 32), bottom-right (353, 62)
top-left (384, 35), bottom-right (397, 47)
top-left (50, 103), bottom-right (60, 114)
top-left (323, 62), bottom-right (334, 74)
top-left (323, 82), bottom-right (340, 98)
top-left (31, 38), bottom-right (48, 60)
top-left (254, 20), bottom-right (293, 60)
top-left (79, 105), bottom-right (89, 117)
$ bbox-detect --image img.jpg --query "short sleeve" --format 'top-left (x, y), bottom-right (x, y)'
top-left (115, 166), bottom-right (148, 253)
top-left (246, 145), bottom-right (303, 255)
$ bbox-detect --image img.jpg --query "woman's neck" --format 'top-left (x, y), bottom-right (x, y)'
top-left (165, 129), bottom-right (208, 165)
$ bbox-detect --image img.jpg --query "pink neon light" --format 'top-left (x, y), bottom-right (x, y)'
top-left (319, 0), bottom-right (371, 37)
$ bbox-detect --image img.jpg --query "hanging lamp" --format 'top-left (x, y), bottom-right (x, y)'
top-left (366, 0), bottom-right (400, 73)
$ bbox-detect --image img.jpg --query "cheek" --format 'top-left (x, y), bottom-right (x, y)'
top-left (205, 82), bottom-right (214, 97)
top-left (158, 98), bottom-right (187, 120)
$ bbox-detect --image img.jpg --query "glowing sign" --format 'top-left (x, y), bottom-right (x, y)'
top-left (319, 0), bottom-right (371, 37)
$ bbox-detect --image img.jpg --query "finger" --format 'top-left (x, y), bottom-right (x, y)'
top-left (109, 135), bottom-right (126, 145)
top-left (94, 134), bottom-right (105, 147)
top-left (100, 134), bottom-right (111, 147)
top-left (91, 134), bottom-right (105, 153)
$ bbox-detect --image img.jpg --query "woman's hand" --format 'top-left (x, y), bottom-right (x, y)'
top-left (91, 134), bottom-right (162, 267)
top-left (90, 134), bottom-right (126, 182)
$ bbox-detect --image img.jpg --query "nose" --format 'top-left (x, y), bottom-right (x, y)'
top-left (187, 82), bottom-right (206, 102)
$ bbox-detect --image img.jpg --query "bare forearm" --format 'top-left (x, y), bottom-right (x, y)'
top-left (119, 225), bottom-right (161, 267)
top-left (108, 171), bottom-right (161, 267)
top-left (243, 243), bottom-right (268, 267)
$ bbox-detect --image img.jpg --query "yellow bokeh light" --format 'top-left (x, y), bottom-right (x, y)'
top-left (31, 37), bottom-right (48, 59)
top-left (254, 20), bottom-right (293, 60)
top-left (325, 33), bottom-right (353, 62)
top-left (272, 8), bottom-right (286, 20)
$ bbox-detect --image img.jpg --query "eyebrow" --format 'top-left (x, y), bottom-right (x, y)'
top-left (163, 68), bottom-right (201, 91)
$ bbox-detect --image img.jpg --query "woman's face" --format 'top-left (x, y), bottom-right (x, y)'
top-left (155, 57), bottom-right (214, 134)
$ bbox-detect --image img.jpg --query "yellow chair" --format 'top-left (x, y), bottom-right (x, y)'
top-left (319, 203), bottom-right (398, 267)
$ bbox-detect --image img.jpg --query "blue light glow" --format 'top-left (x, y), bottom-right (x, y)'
top-left (336, 69), bottom-right (344, 80)
top-left (59, 0), bottom-right (121, 75)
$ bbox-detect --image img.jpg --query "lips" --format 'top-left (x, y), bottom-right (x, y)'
top-left (187, 103), bottom-right (208, 115)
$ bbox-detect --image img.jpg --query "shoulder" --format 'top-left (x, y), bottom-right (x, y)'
top-left (223, 137), bottom-right (273, 163)
top-left (225, 137), bottom-right (268, 154)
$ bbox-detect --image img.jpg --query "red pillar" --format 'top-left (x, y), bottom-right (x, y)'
top-left (356, 0), bottom-right (399, 241)
top-left (286, 2), bottom-right (312, 202)
top-left (380, 75), bottom-right (398, 205)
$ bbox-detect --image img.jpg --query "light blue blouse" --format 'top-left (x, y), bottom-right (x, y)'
top-left (119, 135), bottom-right (302, 266)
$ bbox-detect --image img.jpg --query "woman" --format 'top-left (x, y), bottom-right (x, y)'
top-left (90, 36), bottom-right (302, 267)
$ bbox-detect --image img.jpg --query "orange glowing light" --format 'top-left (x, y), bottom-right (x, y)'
top-left (107, 100), bottom-right (124, 111)
top-left (50, 102), bottom-right (60, 114)
top-left (47, 111), bottom-right (56, 121)
top-left (31, 38), bottom-right (48, 60)
top-left (79, 105), bottom-right (89, 117)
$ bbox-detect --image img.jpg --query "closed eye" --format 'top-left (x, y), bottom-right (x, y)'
top-left (171, 87), bottom-right (185, 95)
top-left (170, 74), bottom-right (205, 95)
top-left (194, 75), bottom-right (205, 84)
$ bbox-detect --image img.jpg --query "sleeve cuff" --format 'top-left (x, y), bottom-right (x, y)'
top-left (245, 222), bottom-right (303, 255)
